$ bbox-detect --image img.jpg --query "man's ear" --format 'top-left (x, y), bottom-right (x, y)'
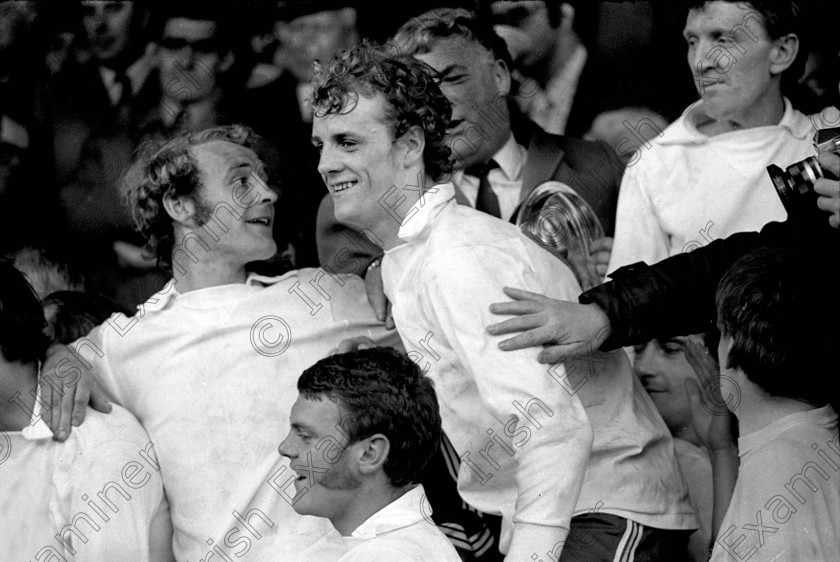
top-left (399, 125), bottom-right (426, 170)
top-left (355, 433), bottom-right (390, 476)
top-left (492, 57), bottom-right (512, 97)
top-left (769, 33), bottom-right (799, 75)
top-left (162, 190), bottom-right (198, 227)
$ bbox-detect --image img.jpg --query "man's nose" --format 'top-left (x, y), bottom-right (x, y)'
top-left (317, 145), bottom-right (341, 177)
top-left (633, 344), bottom-right (657, 377)
top-left (692, 40), bottom-right (717, 74)
top-left (277, 433), bottom-right (295, 458)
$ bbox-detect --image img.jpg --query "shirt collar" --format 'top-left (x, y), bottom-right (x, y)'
top-left (392, 182), bottom-right (456, 246)
top-left (141, 272), bottom-right (292, 313)
top-left (455, 133), bottom-right (526, 184)
top-left (493, 133), bottom-right (527, 181)
top-left (349, 485), bottom-right (429, 540)
top-left (22, 381), bottom-right (55, 441)
top-left (660, 97), bottom-right (813, 145)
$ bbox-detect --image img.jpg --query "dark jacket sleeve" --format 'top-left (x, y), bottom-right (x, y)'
top-left (315, 194), bottom-right (384, 277)
top-left (581, 219), bottom-right (837, 350)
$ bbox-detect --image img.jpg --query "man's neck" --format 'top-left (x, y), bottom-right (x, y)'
top-left (173, 259), bottom-right (249, 293)
top-left (735, 389), bottom-right (819, 438)
top-left (369, 170), bottom-right (437, 252)
top-left (331, 484), bottom-right (409, 536)
top-left (696, 92), bottom-right (786, 136)
top-left (0, 361), bottom-right (39, 432)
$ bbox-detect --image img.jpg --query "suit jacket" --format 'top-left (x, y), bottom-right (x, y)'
top-left (316, 121), bottom-right (624, 277)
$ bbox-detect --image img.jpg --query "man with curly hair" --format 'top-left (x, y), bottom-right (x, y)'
top-left (311, 43), bottom-right (696, 561)
top-left (315, 7), bottom-right (624, 323)
top-left (279, 347), bottom-right (460, 561)
top-left (40, 125), bottom-right (400, 560)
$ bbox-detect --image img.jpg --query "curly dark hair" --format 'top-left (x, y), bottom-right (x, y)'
top-left (297, 347), bottom-right (442, 488)
top-left (0, 259), bottom-right (50, 365)
top-left (716, 247), bottom-right (836, 405)
top-left (310, 41), bottom-right (453, 183)
top-left (123, 125), bottom-right (256, 270)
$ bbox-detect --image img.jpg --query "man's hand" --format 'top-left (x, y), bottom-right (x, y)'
top-left (815, 151), bottom-right (840, 230)
top-left (589, 236), bottom-right (613, 278)
top-left (683, 338), bottom-right (737, 452)
top-left (39, 344), bottom-right (111, 441)
top-left (328, 336), bottom-right (378, 356)
top-left (487, 287), bottom-right (612, 362)
top-left (364, 264), bottom-right (395, 329)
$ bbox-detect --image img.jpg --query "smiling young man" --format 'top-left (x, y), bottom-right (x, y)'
top-left (39, 125), bottom-right (399, 561)
top-left (311, 43), bottom-right (696, 561)
top-left (315, 8), bottom-right (623, 319)
top-left (608, 1), bottom-right (816, 275)
top-left (279, 347), bottom-right (460, 561)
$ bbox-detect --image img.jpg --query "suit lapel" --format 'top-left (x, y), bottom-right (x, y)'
top-left (519, 128), bottom-right (565, 204)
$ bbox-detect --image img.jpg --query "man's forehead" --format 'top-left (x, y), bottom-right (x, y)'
top-left (192, 141), bottom-right (259, 171)
top-left (312, 94), bottom-right (389, 136)
top-left (684, 1), bottom-right (765, 34)
top-left (290, 395), bottom-right (344, 427)
top-left (418, 35), bottom-right (492, 69)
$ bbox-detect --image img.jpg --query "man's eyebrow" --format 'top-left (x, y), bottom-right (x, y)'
top-left (437, 63), bottom-right (465, 76)
top-left (290, 422), bottom-right (317, 434)
top-left (224, 161), bottom-right (251, 181)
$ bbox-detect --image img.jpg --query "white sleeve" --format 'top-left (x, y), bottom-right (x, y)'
top-left (421, 247), bottom-right (593, 561)
top-left (607, 156), bottom-right (670, 276)
top-left (62, 432), bottom-right (171, 561)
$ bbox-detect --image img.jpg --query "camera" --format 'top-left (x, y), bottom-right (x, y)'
top-left (767, 127), bottom-right (840, 219)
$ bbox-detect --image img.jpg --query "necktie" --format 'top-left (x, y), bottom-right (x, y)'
top-left (466, 160), bottom-right (501, 218)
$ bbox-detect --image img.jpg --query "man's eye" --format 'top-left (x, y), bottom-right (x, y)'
top-left (662, 345), bottom-right (684, 355)
top-left (444, 75), bottom-right (467, 84)
top-left (340, 141), bottom-right (356, 149)
top-left (312, 143), bottom-right (323, 153)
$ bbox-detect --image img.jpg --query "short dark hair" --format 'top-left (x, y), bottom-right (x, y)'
top-left (310, 41), bottom-right (453, 183)
top-left (43, 291), bottom-right (131, 345)
top-left (716, 247), bottom-right (835, 404)
top-left (297, 347), bottom-right (442, 488)
top-left (686, 1), bottom-right (808, 90)
top-left (123, 125), bottom-right (257, 270)
top-left (0, 259), bottom-right (50, 364)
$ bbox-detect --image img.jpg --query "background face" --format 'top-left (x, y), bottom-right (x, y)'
top-left (159, 18), bottom-right (224, 103)
top-left (312, 94), bottom-right (405, 230)
top-left (81, 0), bottom-right (138, 63)
top-left (274, 8), bottom-right (357, 83)
top-left (683, 1), bottom-right (778, 122)
top-left (188, 141), bottom-right (278, 267)
top-left (415, 36), bottom-right (511, 170)
top-left (634, 338), bottom-right (701, 431)
top-left (491, 1), bottom-right (557, 71)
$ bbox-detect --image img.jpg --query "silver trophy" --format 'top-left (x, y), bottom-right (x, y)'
top-left (516, 181), bottom-right (605, 290)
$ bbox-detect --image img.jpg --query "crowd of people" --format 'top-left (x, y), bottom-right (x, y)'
top-left (1, 1), bottom-right (839, 561)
